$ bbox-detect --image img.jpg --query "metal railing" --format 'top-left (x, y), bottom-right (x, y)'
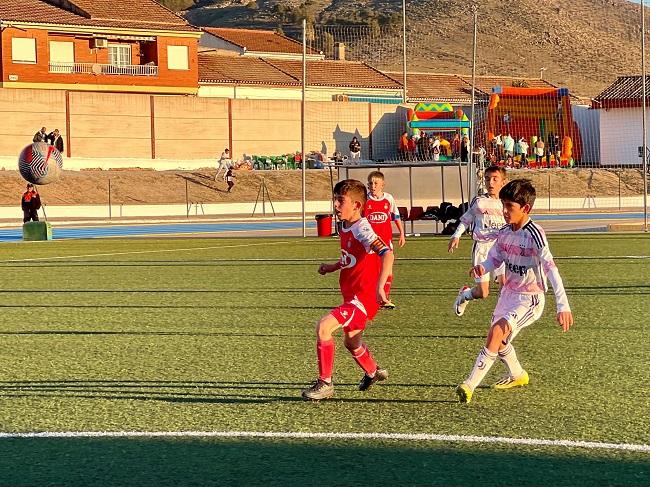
top-left (48, 62), bottom-right (158, 76)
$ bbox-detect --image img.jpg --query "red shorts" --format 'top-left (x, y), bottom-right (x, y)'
top-left (331, 301), bottom-right (369, 332)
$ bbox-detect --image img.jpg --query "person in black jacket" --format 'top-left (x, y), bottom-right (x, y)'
top-left (349, 136), bottom-right (361, 163)
top-left (21, 183), bottom-right (41, 222)
top-left (48, 129), bottom-right (64, 153)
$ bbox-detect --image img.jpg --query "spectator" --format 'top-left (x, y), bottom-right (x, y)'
top-left (418, 132), bottom-right (431, 160)
top-left (331, 149), bottom-right (345, 163)
top-left (422, 132), bottom-right (431, 161)
top-left (547, 133), bottom-right (557, 165)
top-left (461, 136), bottom-right (470, 162)
top-left (349, 136), bottom-right (361, 163)
top-left (535, 137), bottom-right (545, 165)
top-left (517, 137), bottom-right (529, 166)
top-left (431, 135), bottom-right (441, 162)
top-left (21, 183), bottom-right (41, 223)
top-left (225, 167), bottom-right (236, 193)
top-left (494, 134), bottom-right (503, 159)
top-left (33, 127), bottom-right (47, 143)
top-left (407, 135), bottom-right (417, 161)
top-left (398, 131), bottom-right (409, 160)
top-left (451, 133), bottom-right (461, 159)
top-left (47, 129), bottom-right (64, 153)
top-left (215, 148), bottom-right (231, 181)
top-left (502, 133), bottom-right (515, 159)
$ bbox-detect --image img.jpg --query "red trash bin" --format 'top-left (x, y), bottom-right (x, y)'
top-left (315, 214), bottom-right (333, 237)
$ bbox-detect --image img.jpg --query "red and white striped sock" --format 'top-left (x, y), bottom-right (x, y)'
top-left (349, 343), bottom-right (377, 376)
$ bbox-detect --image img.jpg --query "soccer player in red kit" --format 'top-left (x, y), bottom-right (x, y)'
top-left (302, 179), bottom-right (394, 401)
top-left (364, 171), bottom-right (405, 309)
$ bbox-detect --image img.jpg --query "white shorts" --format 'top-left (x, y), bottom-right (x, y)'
top-left (472, 241), bottom-right (505, 283)
top-left (492, 291), bottom-right (545, 344)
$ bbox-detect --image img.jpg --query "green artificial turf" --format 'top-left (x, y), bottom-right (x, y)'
top-left (0, 234), bottom-right (648, 486)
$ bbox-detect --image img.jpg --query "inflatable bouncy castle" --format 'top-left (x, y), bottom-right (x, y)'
top-left (486, 86), bottom-right (582, 166)
top-left (407, 103), bottom-right (471, 137)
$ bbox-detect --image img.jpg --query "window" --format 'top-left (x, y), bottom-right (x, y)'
top-left (49, 41), bottom-right (75, 72)
top-left (12, 38), bottom-right (37, 64)
top-left (167, 45), bottom-right (189, 70)
top-left (50, 41), bottom-right (74, 63)
top-left (108, 44), bottom-right (132, 66)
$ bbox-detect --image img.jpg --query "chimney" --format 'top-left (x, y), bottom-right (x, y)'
top-left (334, 42), bottom-right (345, 61)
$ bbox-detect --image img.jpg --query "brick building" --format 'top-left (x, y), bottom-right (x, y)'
top-left (0, 0), bottom-right (201, 94)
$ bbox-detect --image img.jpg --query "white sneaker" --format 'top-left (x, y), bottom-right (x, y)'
top-left (454, 285), bottom-right (471, 317)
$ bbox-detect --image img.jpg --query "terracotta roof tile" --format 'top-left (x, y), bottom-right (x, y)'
top-left (383, 71), bottom-right (482, 103)
top-left (0, 0), bottom-right (198, 32)
top-left (458, 75), bottom-right (557, 94)
top-left (263, 59), bottom-right (401, 89)
top-left (593, 75), bottom-right (649, 103)
top-left (203, 27), bottom-right (319, 55)
top-left (198, 53), bottom-right (298, 86)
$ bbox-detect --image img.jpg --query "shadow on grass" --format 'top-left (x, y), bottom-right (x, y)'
top-left (0, 437), bottom-right (646, 487)
top-left (0, 331), bottom-right (485, 339)
top-left (0, 380), bottom-right (457, 405)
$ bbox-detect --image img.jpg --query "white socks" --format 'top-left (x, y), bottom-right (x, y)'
top-left (462, 288), bottom-right (475, 301)
top-left (465, 347), bottom-right (497, 390)
top-left (498, 344), bottom-right (524, 378)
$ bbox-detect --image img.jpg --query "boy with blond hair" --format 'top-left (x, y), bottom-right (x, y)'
top-left (365, 170), bottom-right (405, 309)
top-left (456, 179), bottom-right (573, 403)
top-left (302, 179), bottom-right (394, 401)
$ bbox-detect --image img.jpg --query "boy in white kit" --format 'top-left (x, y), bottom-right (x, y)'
top-left (449, 166), bottom-right (507, 316)
top-left (456, 179), bottom-right (573, 404)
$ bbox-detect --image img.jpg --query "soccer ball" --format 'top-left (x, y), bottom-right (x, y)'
top-left (18, 142), bottom-right (63, 185)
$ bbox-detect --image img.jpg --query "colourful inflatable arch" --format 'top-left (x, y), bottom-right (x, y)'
top-left (486, 86), bottom-right (582, 165)
top-left (407, 103), bottom-right (471, 137)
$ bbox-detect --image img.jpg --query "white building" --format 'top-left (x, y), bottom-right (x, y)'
top-left (593, 75), bottom-right (650, 166)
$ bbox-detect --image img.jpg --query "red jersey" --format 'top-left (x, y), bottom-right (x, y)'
top-left (339, 218), bottom-right (390, 320)
top-left (364, 192), bottom-right (399, 247)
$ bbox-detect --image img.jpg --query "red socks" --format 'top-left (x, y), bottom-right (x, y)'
top-left (317, 339), bottom-right (335, 382)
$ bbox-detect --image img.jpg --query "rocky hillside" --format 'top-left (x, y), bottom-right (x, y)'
top-left (160, 0), bottom-right (647, 97)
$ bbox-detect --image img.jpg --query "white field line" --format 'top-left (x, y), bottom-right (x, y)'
top-left (0, 430), bottom-right (647, 452)
top-left (0, 241), bottom-right (291, 263)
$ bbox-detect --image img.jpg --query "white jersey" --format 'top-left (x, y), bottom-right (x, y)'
top-left (452, 195), bottom-right (505, 242)
top-left (481, 219), bottom-right (570, 312)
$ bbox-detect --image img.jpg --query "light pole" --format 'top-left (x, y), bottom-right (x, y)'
top-left (469, 4), bottom-right (478, 198)
top-left (402, 0), bottom-right (407, 103)
top-left (301, 18), bottom-right (307, 237)
top-left (642, 0), bottom-right (648, 232)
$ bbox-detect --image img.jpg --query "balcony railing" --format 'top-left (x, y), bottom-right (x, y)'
top-left (48, 62), bottom-right (158, 76)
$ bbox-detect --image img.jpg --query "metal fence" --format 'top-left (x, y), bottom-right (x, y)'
top-left (298, 2), bottom-right (649, 229)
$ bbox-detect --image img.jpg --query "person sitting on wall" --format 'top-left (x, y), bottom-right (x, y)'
top-left (349, 136), bottom-right (361, 163)
top-left (33, 127), bottom-right (47, 143)
top-left (47, 129), bottom-right (64, 153)
top-left (21, 183), bottom-right (41, 223)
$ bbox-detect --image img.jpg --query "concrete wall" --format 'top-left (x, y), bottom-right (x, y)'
top-left (0, 88), bottom-right (67, 156)
top-left (0, 87), bottom-right (413, 164)
top-left (599, 107), bottom-right (647, 166)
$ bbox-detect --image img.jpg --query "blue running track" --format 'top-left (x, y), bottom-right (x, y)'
top-left (0, 212), bottom-right (644, 242)
top-left (0, 221), bottom-right (317, 242)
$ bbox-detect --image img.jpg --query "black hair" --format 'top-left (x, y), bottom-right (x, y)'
top-left (499, 179), bottom-right (536, 208)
